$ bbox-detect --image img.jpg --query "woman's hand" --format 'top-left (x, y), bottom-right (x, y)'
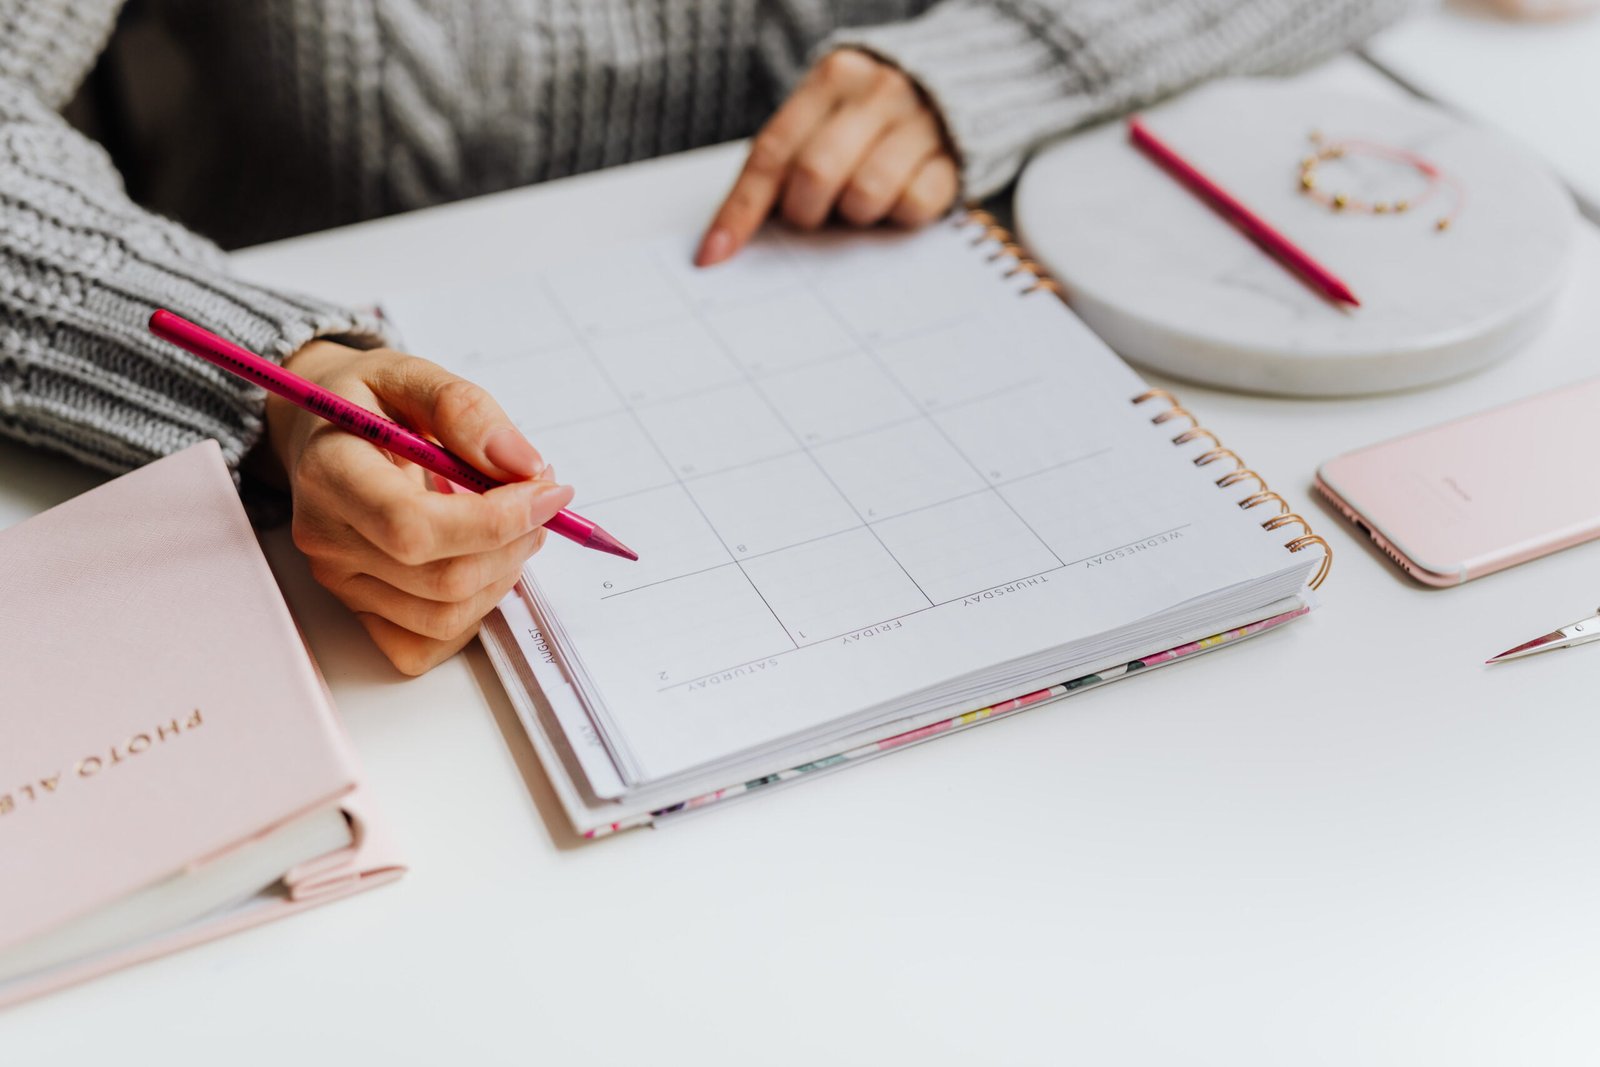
top-left (262, 341), bottom-right (572, 676)
top-left (695, 48), bottom-right (959, 267)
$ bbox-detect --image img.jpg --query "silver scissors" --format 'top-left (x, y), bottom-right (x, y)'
top-left (1487, 607), bottom-right (1600, 664)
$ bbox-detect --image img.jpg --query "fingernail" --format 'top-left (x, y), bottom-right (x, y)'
top-left (695, 228), bottom-right (733, 267)
top-left (518, 480), bottom-right (574, 528)
top-left (485, 427), bottom-right (540, 477)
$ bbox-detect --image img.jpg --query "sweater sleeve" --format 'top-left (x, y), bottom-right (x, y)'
top-left (823, 0), bottom-right (1417, 199)
top-left (0, 5), bottom-right (389, 478)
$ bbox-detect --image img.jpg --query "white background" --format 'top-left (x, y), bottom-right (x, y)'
top-left (5, 45), bottom-right (1600, 1065)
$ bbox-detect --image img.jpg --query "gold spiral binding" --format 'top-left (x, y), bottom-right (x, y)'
top-left (1262, 513), bottom-right (1312, 537)
top-left (1238, 490), bottom-right (1291, 515)
top-left (1193, 447), bottom-right (1244, 471)
top-left (1134, 391), bottom-right (1331, 588)
top-left (1150, 405), bottom-right (1199, 429)
top-left (961, 207), bottom-right (1059, 295)
top-left (957, 207), bottom-right (1332, 589)
top-left (1171, 427), bottom-right (1221, 450)
top-left (1216, 469), bottom-right (1268, 493)
top-left (1287, 535), bottom-right (1333, 589)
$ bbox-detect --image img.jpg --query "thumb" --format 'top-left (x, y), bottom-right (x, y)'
top-left (368, 357), bottom-right (543, 482)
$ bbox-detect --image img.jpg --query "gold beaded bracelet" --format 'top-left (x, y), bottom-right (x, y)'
top-left (1298, 131), bottom-right (1462, 232)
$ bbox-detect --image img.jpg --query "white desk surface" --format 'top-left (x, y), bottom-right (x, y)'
top-left (7, 55), bottom-right (1600, 1065)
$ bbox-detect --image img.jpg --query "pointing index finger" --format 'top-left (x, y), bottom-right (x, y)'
top-left (696, 77), bottom-right (841, 267)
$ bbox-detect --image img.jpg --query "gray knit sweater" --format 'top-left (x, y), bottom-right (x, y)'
top-left (1, 0), bottom-right (1410, 479)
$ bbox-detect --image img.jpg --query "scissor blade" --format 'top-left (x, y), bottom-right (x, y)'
top-left (1487, 613), bottom-right (1600, 664)
top-left (1487, 629), bottom-right (1572, 664)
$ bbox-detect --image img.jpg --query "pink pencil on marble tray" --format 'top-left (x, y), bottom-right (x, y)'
top-left (1127, 116), bottom-right (1361, 308)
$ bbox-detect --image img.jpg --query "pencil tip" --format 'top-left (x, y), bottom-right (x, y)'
top-left (587, 525), bottom-right (639, 561)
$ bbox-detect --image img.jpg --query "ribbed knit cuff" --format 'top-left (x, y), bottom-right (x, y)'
top-left (0, 77), bottom-right (394, 486)
top-left (144, 266), bottom-right (396, 476)
top-left (4, 226), bottom-right (393, 478)
top-left (822, 2), bottom-right (1095, 200)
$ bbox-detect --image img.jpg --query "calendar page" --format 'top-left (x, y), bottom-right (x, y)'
top-left (386, 222), bottom-right (1307, 786)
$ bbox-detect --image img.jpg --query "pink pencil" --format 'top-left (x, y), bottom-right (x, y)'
top-left (1127, 116), bottom-right (1360, 308)
top-left (149, 309), bottom-right (638, 561)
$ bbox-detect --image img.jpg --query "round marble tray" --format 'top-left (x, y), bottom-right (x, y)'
top-left (1014, 79), bottom-right (1576, 396)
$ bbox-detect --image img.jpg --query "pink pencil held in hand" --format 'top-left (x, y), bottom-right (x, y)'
top-left (148, 309), bottom-right (638, 561)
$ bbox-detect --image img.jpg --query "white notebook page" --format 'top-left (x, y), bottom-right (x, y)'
top-left (386, 221), bottom-right (1304, 786)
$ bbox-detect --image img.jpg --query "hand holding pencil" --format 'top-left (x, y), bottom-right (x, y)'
top-left (150, 311), bottom-right (631, 676)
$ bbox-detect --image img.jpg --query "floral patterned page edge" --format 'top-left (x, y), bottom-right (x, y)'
top-left (583, 603), bottom-right (1311, 838)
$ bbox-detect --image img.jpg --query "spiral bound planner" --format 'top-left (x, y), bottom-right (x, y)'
top-left (963, 207), bottom-right (1331, 589)
top-left (386, 204), bottom-right (1329, 836)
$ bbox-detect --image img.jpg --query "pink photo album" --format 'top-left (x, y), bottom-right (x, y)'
top-left (0, 441), bottom-right (403, 1009)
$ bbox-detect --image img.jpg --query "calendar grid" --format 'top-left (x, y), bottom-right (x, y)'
top-left (598, 445), bottom-right (1112, 601)
top-left (534, 275), bottom-right (800, 651)
top-left (480, 223), bottom-right (1208, 695)
top-left (796, 250), bottom-right (1071, 573)
top-left (654, 522), bottom-right (1192, 693)
top-left (646, 246), bottom-right (939, 611)
top-left (381, 218), bottom-right (1324, 791)
top-left (569, 374), bottom-right (1049, 512)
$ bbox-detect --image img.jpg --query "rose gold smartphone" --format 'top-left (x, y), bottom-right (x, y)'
top-left (1315, 376), bottom-right (1600, 586)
